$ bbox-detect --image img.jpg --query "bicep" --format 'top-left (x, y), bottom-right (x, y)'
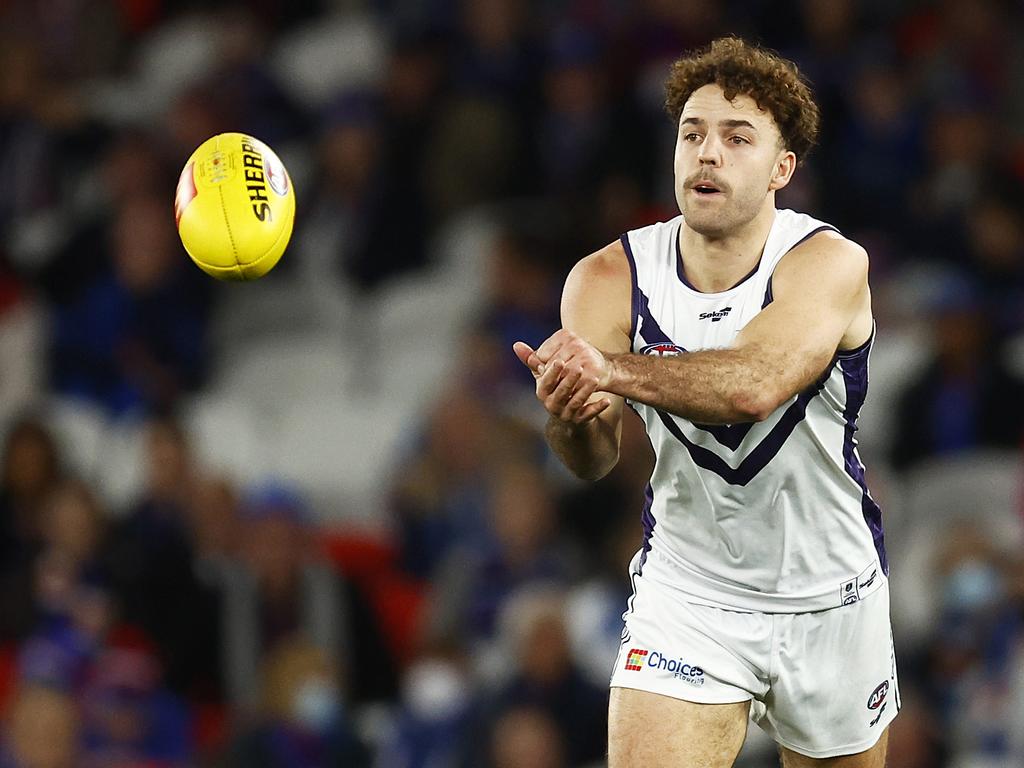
top-left (735, 236), bottom-right (869, 391)
top-left (561, 242), bottom-right (634, 425)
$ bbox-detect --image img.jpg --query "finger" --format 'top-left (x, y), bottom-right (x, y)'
top-left (547, 366), bottom-right (584, 416)
top-left (562, 375), bottom-right (601, 416)
top-left (513, 341), bottom-right (543, 376)
top-left (535, 330), bottom-right (572, 363)
top-left (535, 358), bottom-right (564, 398)
top-left (573, 398), bottom-right (611, 423)
top-left (512, 341), bottom-right (536, 367)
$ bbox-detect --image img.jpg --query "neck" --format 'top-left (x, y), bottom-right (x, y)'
top-left (678, 202), bottom-right (777, 293)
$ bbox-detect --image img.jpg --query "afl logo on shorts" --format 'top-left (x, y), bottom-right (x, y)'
top-left (867, 681), bottom-right (889, 710)
top-left (640, 343), bottom-right (685, 357)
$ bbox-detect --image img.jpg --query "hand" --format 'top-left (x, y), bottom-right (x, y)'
top-left (513, 330), bottom-right (613, 424)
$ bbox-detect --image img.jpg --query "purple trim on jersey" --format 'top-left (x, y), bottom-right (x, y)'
top-left (838, 338), bottom-right (888, 574)
top-left (761, 225), bottom-right (838, 309)
top-left (676, 222), bottom-right (761, 292)
top-left (639, 483), bottom-right (655, 572)
top-left (692, 420), bottom-right (754, 450)
top-left (791, 224), bottom-right (840, 248)
top-left (653, 364), bottom-right (833, 486)
top-left (635, 287), bottom-right (756, 450)
top-left (635, 288), bottom-right (677, 347)
top-left (620, 234), bottom-right (640, 343)
top-left (836, 331), bottom-right (873, 359)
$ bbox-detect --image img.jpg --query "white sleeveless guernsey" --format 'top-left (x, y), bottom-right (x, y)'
top-left (621, 209), bottom-right (886, 613)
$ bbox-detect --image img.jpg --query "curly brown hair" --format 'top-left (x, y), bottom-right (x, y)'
top-left (664, 37), bottom-right (820, 162)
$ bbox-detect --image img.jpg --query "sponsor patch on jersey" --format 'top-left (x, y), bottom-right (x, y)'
top-left (640, 343), bottom-right (685, 357)
top-left (624, 648), bottom-right (648, 671)
top-left (646, 649), bottom-right (705, 685)
top-left (625, 646), bottom-right (706, 685)
top-left (698, 306), bottom-right (732, 322)
top-left (840, 578), bottom-right (860, 605)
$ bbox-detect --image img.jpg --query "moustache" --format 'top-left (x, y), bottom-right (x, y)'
top-left (686, 174), bottom-right (728, 193)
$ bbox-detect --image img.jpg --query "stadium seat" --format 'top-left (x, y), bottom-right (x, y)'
top-left (44, 396), bottom-right (108, 483)
top-left (93, 417), bottom-right (149, 515)
top-left (211, 333), bottom-right (358, 415)
top-left (272, 393), bottom-right (417, 523)
top-left (268, 12), bottom-right (386, 110)
top-left (181, 394), bottom-right (269, 488)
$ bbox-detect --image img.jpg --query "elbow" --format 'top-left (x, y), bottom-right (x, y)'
top-left (578, 453), bottom-right (619, 482)
top-left (572, 448), bottom-right (620, 482)
top-left (730, 390), bottom-right (780, 423)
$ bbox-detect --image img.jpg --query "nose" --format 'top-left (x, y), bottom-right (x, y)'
top-left (697, 135), bottom-right (722, 167)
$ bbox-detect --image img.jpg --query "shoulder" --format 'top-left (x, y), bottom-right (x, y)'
top-left (773, 229), bottom-right (869, 294)
top-left (622, 215), bottom-right (683, 256)
top-left (567, 240), bottom-right (632, 286)
top-left (561, 240), bottom-right (633, 342)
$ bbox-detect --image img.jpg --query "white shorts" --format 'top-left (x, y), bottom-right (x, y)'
top-left (610, 554), bottom-right (900, 758)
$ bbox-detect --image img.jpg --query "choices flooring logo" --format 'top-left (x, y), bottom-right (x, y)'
top-left (624, 648), bottom-right (648, 671)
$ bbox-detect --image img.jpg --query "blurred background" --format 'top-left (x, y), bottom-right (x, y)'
top-left (0, 0), bottom-right (1023, 766)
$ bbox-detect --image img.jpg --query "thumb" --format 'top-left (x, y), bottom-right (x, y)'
top-left (512, 341), bottom-right (537, 368)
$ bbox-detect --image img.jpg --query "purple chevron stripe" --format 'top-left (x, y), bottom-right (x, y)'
top-left (620, 234), bottom-right (640, 343)
top-left (654, 365), bottom-right (833, 486)
top-left (633, 286), bottom-right (758, 450)
top-left (639, 484), bottom-right (655, 572)
top-left (691, 420), bottom-right (754, 450)
top-left (634, 288), bottom-right (675, 347)
top-left (838, 339), bottom-right (887, 574)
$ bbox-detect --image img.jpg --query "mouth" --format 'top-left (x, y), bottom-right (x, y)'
top-left (690, 181), bottom-right (724, 197)
top-left (692, 185), bottom-right (724, 199)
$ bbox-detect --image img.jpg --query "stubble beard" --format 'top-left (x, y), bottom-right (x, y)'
top-left (680, 191), bottom-right (761, 239)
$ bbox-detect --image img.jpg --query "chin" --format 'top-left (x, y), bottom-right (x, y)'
top-left (682, 209), bottom-right (733, 237)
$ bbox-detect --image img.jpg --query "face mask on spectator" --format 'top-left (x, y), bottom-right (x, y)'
top-left (943, 560), bottom-right (1004, 615)
top-left (291, 679), bottom-right (341, 733)
top-left (403, 659), bottom-right (470, 722)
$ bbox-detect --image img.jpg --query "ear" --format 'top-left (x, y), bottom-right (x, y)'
top-left (768, 150), bottom-right (797, 191)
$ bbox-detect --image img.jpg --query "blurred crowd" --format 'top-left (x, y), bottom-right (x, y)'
top-left (1, 0), bottom-right (1024, 766)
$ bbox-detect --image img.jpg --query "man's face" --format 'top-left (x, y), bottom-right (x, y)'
top-left (673, 83), bottom-right (792, 237)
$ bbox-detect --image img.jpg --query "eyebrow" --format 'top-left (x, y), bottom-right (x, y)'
top-left (681, 117), bottom-right (759, 131)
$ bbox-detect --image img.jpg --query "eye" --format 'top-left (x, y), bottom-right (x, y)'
top-left (729, 135), bottom-right (750, 145)
top-left (683, 133), bottom-right (702, 142)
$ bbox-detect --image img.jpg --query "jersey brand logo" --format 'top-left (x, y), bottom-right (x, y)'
top-left (699, 306), bottom-right (732, 322)
top-left (624, 648), bottom-right (648, 671)
top-left (859, 569), bottom-right (878, 590)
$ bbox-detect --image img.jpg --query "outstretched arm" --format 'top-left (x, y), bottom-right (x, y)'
top-left (528, 232), bottom-right (873, 425)
top-left (513, 241), bottom-right (633, 480)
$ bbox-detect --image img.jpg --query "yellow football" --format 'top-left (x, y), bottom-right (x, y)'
top-left (174, 133), bottom-right (295, 280)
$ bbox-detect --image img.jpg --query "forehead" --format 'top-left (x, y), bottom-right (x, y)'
top-left (680, 83), bottom-right (777, 132)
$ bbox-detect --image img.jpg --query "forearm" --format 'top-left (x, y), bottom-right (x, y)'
top-left (605, 347), bottom-right (797, 424)
top-left (545, 414), bottom-right (619, 481)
